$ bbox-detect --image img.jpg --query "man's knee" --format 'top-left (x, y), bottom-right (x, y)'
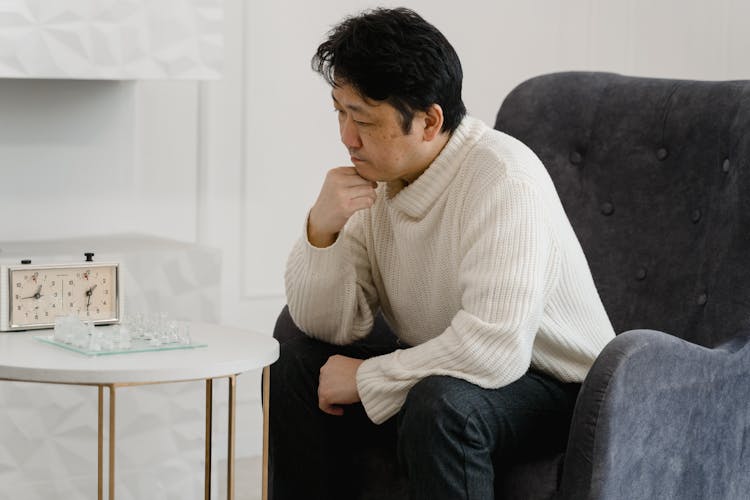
top-left (402, 375), bottom-right (485, 419)
top-left (397, 375), bottom-right (524, 458)
top-left (397, 376), bottom-right (475, 451)
top-left (401, 375), bottom-right (462, 417)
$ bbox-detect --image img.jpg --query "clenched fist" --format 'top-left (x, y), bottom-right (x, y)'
top-left (307, 167), bottom-right (378, 247)
top-left (318, 354), bottom-right (364, 416)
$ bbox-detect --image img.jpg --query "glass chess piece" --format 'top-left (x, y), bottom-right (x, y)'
top-left (48, 311), bottom-right (200, 354)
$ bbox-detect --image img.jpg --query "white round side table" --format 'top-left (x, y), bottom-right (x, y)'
top-left (0, 322), bottom-right (279, 500)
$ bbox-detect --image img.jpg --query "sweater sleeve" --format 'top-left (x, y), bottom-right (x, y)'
top-left (284, 209), bottom-right (379, 345)
top-left (356, 178), bottom-right (560, 423)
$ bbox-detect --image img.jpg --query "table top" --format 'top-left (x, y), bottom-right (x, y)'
top-left (0, 322), bottom-right (279, 385)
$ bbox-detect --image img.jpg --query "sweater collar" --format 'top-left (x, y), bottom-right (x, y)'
top-left (386, 116), bottom-right (487, 218)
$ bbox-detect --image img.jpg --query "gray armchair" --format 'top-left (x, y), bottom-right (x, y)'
top-left (497, 72), bottom-right (750, 499)
top-left (273, 72), bottom-right (750, 499)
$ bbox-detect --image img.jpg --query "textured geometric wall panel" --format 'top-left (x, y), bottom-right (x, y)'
top-left (0, 0), bottom-right (223, 79)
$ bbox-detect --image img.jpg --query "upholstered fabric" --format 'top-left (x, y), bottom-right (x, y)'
top-left (559, 328), bottom-right (750, 499)
top-left (273, 72), bottom-right (750, 499)
top-left (495, 72), bottom-right (750, 348)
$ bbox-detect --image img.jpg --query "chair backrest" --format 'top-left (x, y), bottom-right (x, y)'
top-left (495, 72), bottom-right (750, 347)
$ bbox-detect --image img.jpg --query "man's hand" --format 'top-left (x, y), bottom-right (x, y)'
top-left (318, 354), bottom-right (364, 416)
top-left (308, 167), bottom-right (377, 248)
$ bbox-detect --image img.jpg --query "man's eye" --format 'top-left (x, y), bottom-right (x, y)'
top-left (333, 108), bottom-right (369, 126)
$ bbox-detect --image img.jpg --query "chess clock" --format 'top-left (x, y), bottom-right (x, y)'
top-left (0, 253), bottom-right (121, 331)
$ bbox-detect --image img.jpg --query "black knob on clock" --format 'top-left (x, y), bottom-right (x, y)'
top-left (85, 252), bottom-right (95, 262)
top-left (21, 259), bottom-right (31, 265)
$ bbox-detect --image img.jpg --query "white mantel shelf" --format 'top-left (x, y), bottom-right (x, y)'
top-left (0, 0), bottom-right (223, 80)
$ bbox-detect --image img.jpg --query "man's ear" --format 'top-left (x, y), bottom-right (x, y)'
top-left (422, 103), bottom-right (444, 141)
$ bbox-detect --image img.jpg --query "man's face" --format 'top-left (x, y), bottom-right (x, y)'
top-left (332, 83), bottom-right (427, 184)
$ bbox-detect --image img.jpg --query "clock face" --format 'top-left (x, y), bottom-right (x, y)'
top-left (8, 264), bottom-right (119, 329)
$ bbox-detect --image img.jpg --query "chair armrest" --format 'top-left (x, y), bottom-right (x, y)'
top-left (559, 328), bottom-right (750, 500)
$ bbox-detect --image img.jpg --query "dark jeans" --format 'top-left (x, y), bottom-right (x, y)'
top-left (269, 334), bottom-right (580, 500)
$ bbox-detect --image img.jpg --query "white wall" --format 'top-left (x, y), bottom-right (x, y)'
top-left (0, 0), bottom-right (748, 497)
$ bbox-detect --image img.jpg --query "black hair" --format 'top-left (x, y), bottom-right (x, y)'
top-left (312, 7), bottom-right (466, 134)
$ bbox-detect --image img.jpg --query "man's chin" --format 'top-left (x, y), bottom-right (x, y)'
top-left (353, 165), bottom-right (378, 182)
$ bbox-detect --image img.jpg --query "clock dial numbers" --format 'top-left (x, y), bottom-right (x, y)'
top-left (6, 263), bottom-right (119, 330)
top-left (11, 270), bottom-right (59, 324)
top-left (69, 267), bottom-right (116, 319)
top-left (63, 267), bottom-right (117, 320)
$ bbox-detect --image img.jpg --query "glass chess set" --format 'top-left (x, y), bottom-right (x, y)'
top-left (34, 313), bottom-right (207, 356)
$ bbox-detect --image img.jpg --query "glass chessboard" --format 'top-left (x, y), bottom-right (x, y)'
top-left (34, 314), bottom-right (206, 356)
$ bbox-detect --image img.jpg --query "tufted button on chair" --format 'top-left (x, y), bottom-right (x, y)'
top-left (722, 158), bottom-right (731, 172)
top-left (569, 150), bottom-right (583, 165)
top-left (635, 267), bottom-right (647, 281)
top-left (600, 202), bottom-right (615, 216)
top-left (272, 72), bottom-right (750, 499)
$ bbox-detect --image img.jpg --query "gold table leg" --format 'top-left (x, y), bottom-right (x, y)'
top-left (227, 375), bottom-right (237, 500)
top-left (97, 385), bottom-right (117, 500)
top-left (109, 385), bottom-right (116, 500)
top-left (98, 386), bottom-right (104, 500)
top-left (205, 379), bottom-right (213, 500)
top-left (262, 366), bottom-right (270, 500)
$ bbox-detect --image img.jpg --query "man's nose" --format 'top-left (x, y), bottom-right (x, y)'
top-left (340, 117), bottom-right (362, 149)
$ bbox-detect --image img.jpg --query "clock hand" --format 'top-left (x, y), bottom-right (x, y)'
top-left (21, 285), bottom-right (43, 300)
top-left (85, 284), bottom-right (98, 310)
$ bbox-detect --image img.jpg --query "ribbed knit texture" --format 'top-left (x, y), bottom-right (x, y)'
top-left (285, 116), bottom-right (615, 424)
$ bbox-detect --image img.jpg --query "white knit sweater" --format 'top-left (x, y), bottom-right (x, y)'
top-left (285, 116), bottom-right (615, 424)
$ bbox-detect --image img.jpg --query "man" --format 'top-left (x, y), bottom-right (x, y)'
top-left (270, 7), bottom-right (615, 500)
